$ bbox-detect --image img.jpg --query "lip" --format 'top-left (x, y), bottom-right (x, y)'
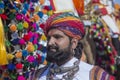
top-left (49, 48), bottom-right (57, 52)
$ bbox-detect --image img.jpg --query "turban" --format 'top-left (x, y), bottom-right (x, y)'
top-left (45, 12), bottom-right (85, 40)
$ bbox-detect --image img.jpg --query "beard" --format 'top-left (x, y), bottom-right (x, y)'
top-left (46, 44), bottom-right (73, 65)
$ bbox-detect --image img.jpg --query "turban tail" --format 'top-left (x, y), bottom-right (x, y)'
top-left (45, 12), bottom-right (85, 40)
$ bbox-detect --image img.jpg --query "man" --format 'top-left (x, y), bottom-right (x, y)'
top-left (50, 0), bottom-right (95, 65)
top-left (31, 12), bottom-right (115, 80)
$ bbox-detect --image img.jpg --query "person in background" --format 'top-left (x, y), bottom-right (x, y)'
top-left (31, 12), bottom-right (115, 80)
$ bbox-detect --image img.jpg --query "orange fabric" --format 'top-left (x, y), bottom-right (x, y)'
top-left (51, 16), bottom-right (80, 26)
top-left (114, 4), bottom-right (120, 10)
top-left (72, 0), bottom-right (84, 15)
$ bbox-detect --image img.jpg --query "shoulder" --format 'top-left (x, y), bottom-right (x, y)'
top-left (90, 66), bottom-right (115, 80)
top-left (73, 61), bottom-right (94, 80)
top-left (28, 65), bottom-right (49, 80)
top-left (79, 61), bottom-right (94, 71)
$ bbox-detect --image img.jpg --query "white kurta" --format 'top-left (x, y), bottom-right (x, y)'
top-left (38, 57), bottom-right (93, 80)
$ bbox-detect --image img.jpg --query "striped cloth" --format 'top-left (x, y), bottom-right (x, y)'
top-left (90, 66), bottom-right (115, 80)
top-left (45, 12), bottom-right (85, 40)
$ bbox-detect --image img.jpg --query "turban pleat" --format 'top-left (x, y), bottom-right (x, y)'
top-left (45, 12), bottom-right (85, 40)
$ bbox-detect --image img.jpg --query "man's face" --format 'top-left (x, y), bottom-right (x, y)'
top-left (46, 29), bottom-right (73, 64)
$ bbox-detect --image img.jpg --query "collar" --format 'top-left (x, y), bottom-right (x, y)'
top-left (60, 57), bottom-right (78, 67)
top-left (49, 57), bottom-right (79, 74)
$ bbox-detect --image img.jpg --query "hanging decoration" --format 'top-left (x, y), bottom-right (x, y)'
top-left (0, 0), bottom-right (53, 79)
top-left (89, 14), bottom-right (117, 75)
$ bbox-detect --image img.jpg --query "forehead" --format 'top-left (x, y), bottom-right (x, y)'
top-left (48, 29), bottom-right (66, 36)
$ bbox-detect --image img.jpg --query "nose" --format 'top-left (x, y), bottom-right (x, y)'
top-left (47, 37), bottom-right (55, 46)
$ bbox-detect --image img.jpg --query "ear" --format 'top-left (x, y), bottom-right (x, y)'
top-left (71, 38), bottom-right (78, 50)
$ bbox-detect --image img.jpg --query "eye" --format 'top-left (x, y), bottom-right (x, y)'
top-left (54, 35), bottom-right (62, 39)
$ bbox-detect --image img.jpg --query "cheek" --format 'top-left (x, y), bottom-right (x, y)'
top-left (57, 39), bottom-right (70, 50)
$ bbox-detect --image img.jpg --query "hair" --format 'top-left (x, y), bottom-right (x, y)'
top-left (74, 42), bottom-right (83, 59)
top-left (67, 35), bottom-right (83, 59)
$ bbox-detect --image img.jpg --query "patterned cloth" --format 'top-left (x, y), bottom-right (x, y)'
top-left (45, 12), bottom-right (85, 40)
top-left (35, 57), bottom-right (94, 80)
top-left (90, 66), bottom-right (115, 80)
top-left (30, 57), bottom-right (115, 80)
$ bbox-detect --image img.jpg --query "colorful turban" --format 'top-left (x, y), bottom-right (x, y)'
top-left (45, 12), bottom-right (85, 40)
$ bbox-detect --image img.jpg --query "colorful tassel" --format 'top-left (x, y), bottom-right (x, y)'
top-left (7, 54), bottom-right (15, 60)
top-left (23, 21), bottom-right (29, 29)
top-left (27, 55), bottom-right (35, 63)
top-left (17, 75), bottom-right (25, 80)
top-left (10, 24), bottom-right (17, 32)
top-left (16, 63), bottom-right (23, 69)
top-left (26, 42), bottom-right (35, 52)
top-left (41, 34), bottom-right (46, 41)
top-left (15, 52), bottom-right (22, 58)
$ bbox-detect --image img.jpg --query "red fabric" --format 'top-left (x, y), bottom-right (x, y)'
top-left (100, 8), bottom-right (108, 15)
top-left (49, 0), bottom-right (56, 11)
top-left (16, 63), bottom-right (23, 69)
top-left (45, 12), bottom-right (85, 39)
top-left (0, 14), bottom-right (8, 20)
top-left (45, 13), bottom-right (84, 33)
top-left (92, 0), bottom-right (100, 3)
top-left (110, 75), bottom-right (115, 80)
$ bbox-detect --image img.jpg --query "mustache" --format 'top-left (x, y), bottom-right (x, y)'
top-left (47, 45), bottom-right (59, 51)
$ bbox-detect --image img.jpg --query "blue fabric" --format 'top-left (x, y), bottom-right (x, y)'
top-left (39, 64), bottom-right (54, 78)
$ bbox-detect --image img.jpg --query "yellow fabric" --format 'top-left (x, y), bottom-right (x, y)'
top-left (41, 34), bottom-right (47, 41)
top-left (0, 18), bottom-right (8, 65)
top-left (7, 54), bottom-right (14, 60)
